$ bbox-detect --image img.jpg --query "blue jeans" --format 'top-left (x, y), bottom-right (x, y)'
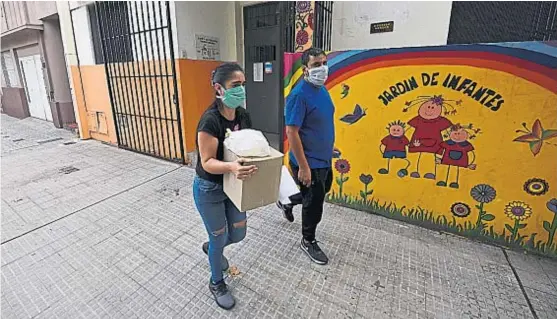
top-left (193, 176), bottom-right (247, 282)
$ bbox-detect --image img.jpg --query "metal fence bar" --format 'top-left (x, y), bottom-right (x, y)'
top-left (128, 1), bottom-right (153, 154)
top-left (158, 1), bottom-right (177, 160)
top-left (108, 1), bottom-right (141, 152)
top-left (99, 1), bottom-right (132, 148)
top-left (141, 1), bottom-right (166, 158)
top-left (166, 1), bottom-right (185, 163)
top-left (150, 1), bottom-right (172, 159)
top-left (119, 1), bottom-right (148, 153)
top-left (95, 2), bottom-right (122, 146)
top-left (152, 1), bottom-right (174, 160)
top-left (111, 1), bottom-right (136, 150)
top-left (138, 1), bottom-right (162, 157)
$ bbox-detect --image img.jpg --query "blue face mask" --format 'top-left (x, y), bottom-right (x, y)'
top-left (219, 85), bottom-right (246, 109)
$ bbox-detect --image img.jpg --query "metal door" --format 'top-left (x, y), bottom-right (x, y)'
top-left (243, 2), bottom-right (332, 151)
top-left (244, 2), bottom-right (293, 151)
top-left (19, 55), bottom-right (52, 121)
top-left (94, 1), bottom-right (184, 163)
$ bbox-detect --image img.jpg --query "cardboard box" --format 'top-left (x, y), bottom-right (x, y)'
top-left (223, 146), bottom-right (284, 211)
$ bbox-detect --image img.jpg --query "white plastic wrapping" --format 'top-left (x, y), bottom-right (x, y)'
top-left (224, 129), bottom-right (271, 157)
top-left (278, 166), bottom-right (300, 205)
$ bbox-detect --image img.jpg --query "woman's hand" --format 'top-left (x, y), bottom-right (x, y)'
top-left (230, 159), bottom-right (257, 180)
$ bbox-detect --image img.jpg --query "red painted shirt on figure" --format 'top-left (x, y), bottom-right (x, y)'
top-left (408, 116), bottom-right (452, 154)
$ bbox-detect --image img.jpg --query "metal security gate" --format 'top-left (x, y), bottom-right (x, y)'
top-left (313, 1), bottom-right (333, 51)
top-left (243, 2), bottom-right (333, 151)
top-left (94, 1), bottom-right (184, 163)
top-left (448, 1), bottom-right (557, 44)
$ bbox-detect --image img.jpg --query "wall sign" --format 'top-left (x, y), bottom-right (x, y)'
top-left (253, 63), bottom-right (263, 82)
top-left (370, 21), bottom-right (394, 34)
top-left (264, 62), bottom-right (273, 74)
top-left (195, 34), bottom-right (220, 60)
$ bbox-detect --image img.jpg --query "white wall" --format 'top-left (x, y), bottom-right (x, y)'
top-left (174, 1), bottom-right (237, 61)
top-left (71, 6), bottom-right (96, 66)
top-left (332, 1), bottom-right (453, 50)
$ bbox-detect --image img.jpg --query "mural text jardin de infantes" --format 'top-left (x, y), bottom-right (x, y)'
top-left (283, 42), bottom-right (557, 257)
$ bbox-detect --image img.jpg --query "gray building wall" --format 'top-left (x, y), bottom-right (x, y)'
top-left (1, 1), bottom-right (75, 127)
top-left (43, 17), bottom-right (75, 126)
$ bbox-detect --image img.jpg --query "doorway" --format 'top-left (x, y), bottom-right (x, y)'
top-left (19, 55), bottom-right (52, 122)
top-left (243, 2), bottom-right (296, 151)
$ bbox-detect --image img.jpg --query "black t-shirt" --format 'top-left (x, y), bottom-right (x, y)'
top-left (196, 101), bottom-right (252, 184)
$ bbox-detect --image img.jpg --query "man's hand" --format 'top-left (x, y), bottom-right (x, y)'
top-left (413, 140), bottom-right (421, 147)
top-left (298, 166), bottom-right (312, 187)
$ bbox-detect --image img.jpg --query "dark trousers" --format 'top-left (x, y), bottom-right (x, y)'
top-left (291, 164), bottom-right (333, 242)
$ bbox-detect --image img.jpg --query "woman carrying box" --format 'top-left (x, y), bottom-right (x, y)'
top-left (193, 63), bottom-right (257, 309)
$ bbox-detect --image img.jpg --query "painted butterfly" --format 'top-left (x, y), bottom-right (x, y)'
top-left (514, 119), bottom-right (557, 156)
top-left (340, 104), bottom-right (366, 125)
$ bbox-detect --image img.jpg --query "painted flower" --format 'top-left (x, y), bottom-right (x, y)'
top-left (296, 30), bottom-right (309, 46)
top-left (470, 184), bottom-right (496, 204)
top-left (359, 174), bottom-right (373, 185)
top-left (308, 12), bottom-right (314, 29)
top-left (431, 95), bottom-right (444, 105)
top-left (505, 201), bottom-right (533, 221)
top-left (523, 178), bottom-right (549, 196)
top-left (451, 202), bottom-right (471, 218)
top-left (335, 159), bottom-right (351, 174)
top-left (296, 1), bottom-right (311, 13)
top-left (547, 198), bottom-right (557, 213)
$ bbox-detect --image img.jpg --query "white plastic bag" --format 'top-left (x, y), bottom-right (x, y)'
top-left (278, 166), bottom-right (300, 205)
top-left (224, 129), bottom-right (271, 157)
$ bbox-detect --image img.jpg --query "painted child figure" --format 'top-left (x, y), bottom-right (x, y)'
top-left (379, 120), bottom-right (411, 177)
top-left (436, 124), bottom-right (477, 189)
top-left (405, 95), bottom-right (458, 180)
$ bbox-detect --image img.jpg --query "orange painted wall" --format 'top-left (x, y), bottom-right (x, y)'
top-left (176, 59), bottom-right (222, 152)
top-left (70, 65), bottom-right (117, 144)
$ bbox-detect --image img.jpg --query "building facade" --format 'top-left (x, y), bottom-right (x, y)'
top-left (1, 1), bottom-right (76, 128)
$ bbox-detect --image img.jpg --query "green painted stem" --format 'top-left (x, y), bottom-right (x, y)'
top-left (547, 214), bottom-right (557, 248)
top-left (339, 173), bottom-right (344, 199)
top-left (364, 184), bottom-right (368, 201)
top-left (476, 202), bottom-right (484, 229)
top-left (511, 219), bottom-right (520, 242)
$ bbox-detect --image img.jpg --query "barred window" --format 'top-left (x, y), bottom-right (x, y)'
top-left (1, 51), bottom-right (20, 88)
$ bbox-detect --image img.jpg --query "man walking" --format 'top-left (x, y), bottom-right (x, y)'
top-left (277, 47), bottom-right (335, 265)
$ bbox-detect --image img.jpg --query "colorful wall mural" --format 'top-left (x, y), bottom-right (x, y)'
top-left (294, 1), bottom-right (315, 52)
top-left (283, 42), bottom-right (557, 257)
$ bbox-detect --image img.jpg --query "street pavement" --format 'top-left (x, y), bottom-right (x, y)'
top-left (1, 114), bottom-right (556, 319)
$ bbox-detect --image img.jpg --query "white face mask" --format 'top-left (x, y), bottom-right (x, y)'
top-left (306, 65), bottom-right (329, 87)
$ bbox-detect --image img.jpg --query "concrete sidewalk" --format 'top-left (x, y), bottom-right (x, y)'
top-left (1, 114), bottom-right (556, 319)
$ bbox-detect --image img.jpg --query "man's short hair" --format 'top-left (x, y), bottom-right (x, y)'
top-left (301, 47), bottom-right (326, 66)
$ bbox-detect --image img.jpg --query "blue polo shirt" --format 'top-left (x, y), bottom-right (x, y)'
top-left (285, 79), bottom-right (335, 169)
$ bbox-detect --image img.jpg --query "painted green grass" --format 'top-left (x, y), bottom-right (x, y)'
top-left (327, 192), bottom-right (557, 257)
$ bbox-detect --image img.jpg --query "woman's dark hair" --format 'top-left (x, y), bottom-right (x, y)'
top-left (211, 63), bottom-right (244, 87)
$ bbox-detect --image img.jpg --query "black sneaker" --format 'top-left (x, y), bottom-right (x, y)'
top-left (202, 242), bottom-right (229, 271)
top-left (209, 279), bottom-right (235, 310)
top-left (300, 239), bottom-right (329, 265)
top-left (276, 201), bottom-right (294, 223)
